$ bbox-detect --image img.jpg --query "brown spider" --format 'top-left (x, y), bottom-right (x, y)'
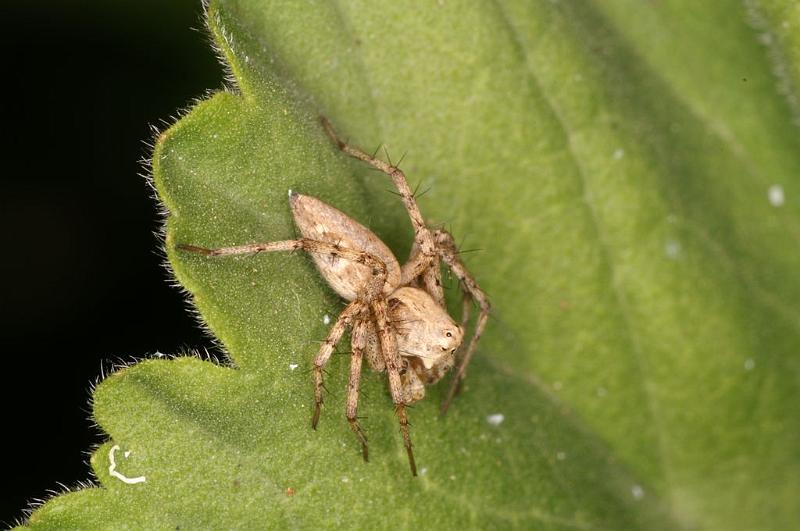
top-left (178, 119), bottom-right (490, 475)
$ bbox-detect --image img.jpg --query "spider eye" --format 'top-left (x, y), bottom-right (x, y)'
top-left (446, 331), bottom-right (453, 338)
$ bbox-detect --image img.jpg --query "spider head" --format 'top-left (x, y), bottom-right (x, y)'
top-left (437, 324), bottom-right (464, 362)
top-left (389, 287), bottom-right (463, 382)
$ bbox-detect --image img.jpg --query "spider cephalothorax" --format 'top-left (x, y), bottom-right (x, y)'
top-left (179, 119), bottom-right (489, 475)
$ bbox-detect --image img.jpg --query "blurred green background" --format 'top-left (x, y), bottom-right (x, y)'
top-left (0, 1), bottom-right (221, 525)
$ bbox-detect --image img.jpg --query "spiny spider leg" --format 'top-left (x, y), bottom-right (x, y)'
top-left (371, 297), bottom-right (417, 476)
top-left (347, 319), bottom-right (369, 461)
top-left (461, 290), bottom-right (473, 332)
top-left (400, 242), bottom-right (436, 286)
top-left (312, 301), bottom-right (361, 429)
top-left (320, 117), bottom-right (445, 306)
top-left (433, 229), bottom-right (491, 414)
top-left (178, 238), bottom-right (388, 305)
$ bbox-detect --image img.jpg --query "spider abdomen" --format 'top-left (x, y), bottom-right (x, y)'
top-left (290, 192), bottom-right (401, 300)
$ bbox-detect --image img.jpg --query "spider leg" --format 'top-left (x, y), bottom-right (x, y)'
top-left (442, 291), bottom-right (474, 400)
top-left (312, 301), bottom-right (362, 429)
top-left (461, 289), bottom-right (473, 332)
top-left (363, 320), bottom-right (385, 372)
top-left (371, 297), bottom-right (417, 476)
top-left (433, 230), bottom-right (491, 415)
top-left (400, 240), bottom-right (424, 285)
top-left (178, 238), bottom-right (388, 302)
top-left (347, 319), bottom-right (369, 462)
top-left (177, 240), bottom-right (303, 256)
top-left (321, 117), bottom-right (444, 304)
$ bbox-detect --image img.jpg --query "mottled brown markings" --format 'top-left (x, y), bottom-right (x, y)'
top-left (178, 119), bottom-right (490, 476)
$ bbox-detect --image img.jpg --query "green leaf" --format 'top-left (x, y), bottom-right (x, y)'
top-left (25, 1), bottom-right (800, 529)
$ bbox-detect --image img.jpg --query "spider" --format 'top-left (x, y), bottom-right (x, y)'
top-left (178, 118), bottom-right (490, 475)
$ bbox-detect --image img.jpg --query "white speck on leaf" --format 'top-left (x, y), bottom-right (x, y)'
top-left (744, 358), bottom-right (756, 371)
top-left (768, 185), bottom-right (785, 207)
top-left (631, 484), bottom-right (645, 500)
top-left (323, 314), bottom-right (331, 325)
top-left (556, 451), bottom-right (566, 461)
top-left (486, 413), bottom-right (505, 426)
top-left (613, 148), bottom-right (625, 160)
top-left (289, 363), bottom-right (299, 371)
top-left (665, 239), bottom-right (682, 259)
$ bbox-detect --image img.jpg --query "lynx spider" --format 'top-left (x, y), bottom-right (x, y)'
top-left (178, 119), bottom-right (490, 475)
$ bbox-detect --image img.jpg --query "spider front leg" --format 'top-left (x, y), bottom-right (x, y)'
top-left (433, 229), bottom-right (491, 414)
top-left (321, 117), bottom-right (444, 304)
top-left (401, 240), bottom-right (445, 308)
top-left (371, 297), bottom-right (417, 476)
top-left (346, 318), bottom-right (369, 461)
